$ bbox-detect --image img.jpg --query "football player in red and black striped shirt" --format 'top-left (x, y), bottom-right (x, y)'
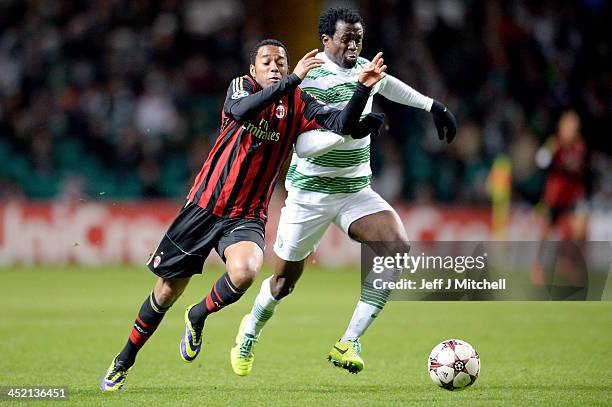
top-left (101, 39), bottom-right (387, 390)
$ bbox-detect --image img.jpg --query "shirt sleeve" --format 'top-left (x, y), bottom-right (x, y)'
top-left (378, 74), bottom-right (433, 111)
top-left (297, 82), bottom-right (372, 134)
top-left (223, 74), bottom-right (302, 122)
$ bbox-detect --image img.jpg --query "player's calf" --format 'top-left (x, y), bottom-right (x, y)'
top-left (117, 292), bottom-right (169, 367)
top-left (270, 258), bottom-right (305, 299)
top-left (102, 253), bottom-right (193, 387)
top-left (181, 272), bottom-right (246, 363)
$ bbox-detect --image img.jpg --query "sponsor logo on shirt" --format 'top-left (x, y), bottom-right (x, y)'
top-left (242, 119), bottom-right (280, 141)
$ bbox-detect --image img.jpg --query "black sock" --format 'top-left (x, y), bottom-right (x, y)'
top-left (188, 273), bottom-right (245, 331)
top-left (116, 292), bottom-right (168, 367)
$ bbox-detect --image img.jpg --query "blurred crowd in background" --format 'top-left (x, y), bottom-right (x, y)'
top-left (0, 0), bottom-right (610, 210)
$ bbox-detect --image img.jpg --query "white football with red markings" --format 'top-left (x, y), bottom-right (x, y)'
top-left (428, 339), bottom-right (480, 391)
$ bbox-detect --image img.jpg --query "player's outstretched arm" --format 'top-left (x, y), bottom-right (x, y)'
top-left (224, 75), bottom-right (302, 122)
top-left (376, 72), bottom-right (457, 143)
top-left (352, 112), bottom-right (386, 139)
top-left (225, 49), bottom-right (325, 122)
top-left (298, 51), bottom-right (388, 136)
top-left (294, 111), bottom-right (385, 158)
top-left (299, 87), bottom-right (383, 136)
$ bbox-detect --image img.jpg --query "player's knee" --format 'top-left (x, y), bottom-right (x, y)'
top-left (369, 239), bottom-right (410, 257)
top-left (227, 263), bottom-right (260, 290)
top-left (154, 279), bottom-right (184, 308)
top-left (391, 240), bottom-right (410, 258)
top-left (385, 227), bottom-right (409, 243)
top-left (363, 226), bottom-right (408, 244)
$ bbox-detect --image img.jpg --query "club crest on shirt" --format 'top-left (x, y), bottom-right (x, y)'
top-left (275, 104), bottom-right (286, 119)
top-left (231, 90), bottom-right (249, 99)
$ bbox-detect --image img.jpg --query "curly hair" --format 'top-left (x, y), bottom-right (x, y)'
top-left (249, 39), bottom-right (289, 65)
top-left (317, 7), bottom-right (363, 41)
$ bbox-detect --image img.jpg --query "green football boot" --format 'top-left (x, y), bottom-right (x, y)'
top-left (327, 340), bottom-right (364, 374)
top-left (230, 314), bottom-right (258, 376)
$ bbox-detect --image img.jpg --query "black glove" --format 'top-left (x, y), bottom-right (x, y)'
top-left (352, 112), bottom-right (385, 139)
top-left (431, 100), bottom-right (457, 143)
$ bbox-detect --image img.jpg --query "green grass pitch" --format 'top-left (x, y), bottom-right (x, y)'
top-left (1, 265), bottom-right (611, 406)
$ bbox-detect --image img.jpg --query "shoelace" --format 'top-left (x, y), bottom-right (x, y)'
top-left (109, 361), bottom-right (128, 378)
top-left (349, 340), bottom-right (362, 355)
top-left (239, 335), bottom-right (257, 359)
top-left (192, 322), bottom-right (204, 344)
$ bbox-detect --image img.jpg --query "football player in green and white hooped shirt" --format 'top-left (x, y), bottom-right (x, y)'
top-left (230, 7), bottom-right (457, 376)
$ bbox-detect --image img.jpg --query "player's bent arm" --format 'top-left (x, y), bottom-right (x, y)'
top-left (295, 113), bottom-right (385, 158)
top-left (294, 130), bottom-right (345, 158)
top-left (301, 82), bottom-right (372, 135)
top-left (294, 111), bottom-right (385, 158)
top-left (378, 74), bottom-right (434, 111)
top-left (293, 83), bottom-right (371, 158)
top-left (223, 74), bottom-right (302, 122)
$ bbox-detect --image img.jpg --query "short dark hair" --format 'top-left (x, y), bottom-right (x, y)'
top-left (249, 39), bottom-right (289, 65)
top-left (318, 7), bottom-right (363, 41)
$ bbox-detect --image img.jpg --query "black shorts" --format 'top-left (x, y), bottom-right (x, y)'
top-left (547, 203), bottom-right (576, 224)
top-left (146, 202), bottom-right (265, 279)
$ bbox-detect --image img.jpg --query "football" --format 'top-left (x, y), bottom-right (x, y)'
top-left (428, 339), bottom-right (480, 391)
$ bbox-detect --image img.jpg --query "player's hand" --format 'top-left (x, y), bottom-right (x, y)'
top-left (431, 100), bottom-right (457, 143)
top-left (293, 49), bottom-right (324, 80)
top-left (358, 52), bottom-right (387, 87)
top-left (352, 112), bottom-right (385, 139)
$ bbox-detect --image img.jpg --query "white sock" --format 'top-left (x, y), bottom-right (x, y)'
top-left (340, 277), bottom-right (391, 342)
top-left (340, 301), bottom-right (383, 342)
top-left (244, 276), bottom-right (279, 336)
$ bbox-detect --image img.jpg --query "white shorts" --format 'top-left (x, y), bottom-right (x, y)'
top-left (273, 187), bottom-right (395, 261)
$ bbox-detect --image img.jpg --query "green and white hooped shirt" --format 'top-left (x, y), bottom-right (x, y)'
top-left (286, 52), bottom-right (433, 197)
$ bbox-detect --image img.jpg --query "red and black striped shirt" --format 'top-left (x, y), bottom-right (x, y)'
top-left (187, 73), bottom-right (371, 221)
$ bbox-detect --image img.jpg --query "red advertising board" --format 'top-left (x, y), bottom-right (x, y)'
top-left (0, 198), bottom-right (606, 266)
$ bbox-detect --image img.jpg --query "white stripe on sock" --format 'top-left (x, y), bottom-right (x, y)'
top-left (245, 276), bottom-right (279, 335)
